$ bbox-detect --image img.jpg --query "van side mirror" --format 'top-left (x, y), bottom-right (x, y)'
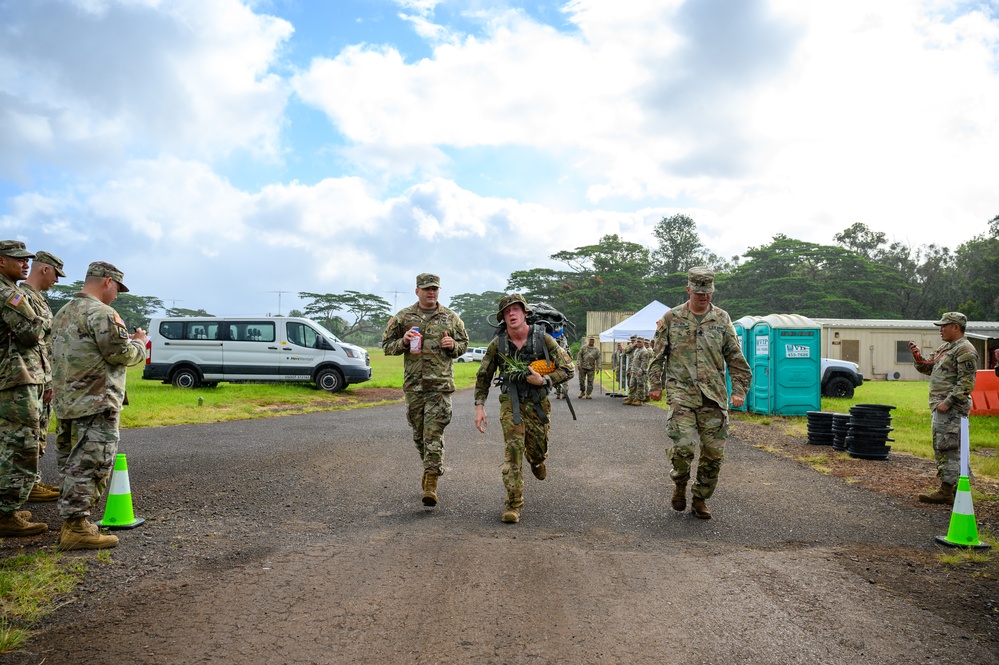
top-left (318, 337), bottom-right (334, 350)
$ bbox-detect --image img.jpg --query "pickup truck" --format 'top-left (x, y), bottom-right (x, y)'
top-left (821, 358), bottom-right (864, 398)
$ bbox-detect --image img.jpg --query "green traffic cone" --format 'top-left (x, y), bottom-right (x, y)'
top-left (935, 476), bottom-right (990, 550)
top-left (97, 453), bottom-right (145, 530)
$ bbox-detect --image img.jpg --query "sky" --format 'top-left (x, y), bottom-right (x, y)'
top-left (2, 0), bottom-right (998, 317)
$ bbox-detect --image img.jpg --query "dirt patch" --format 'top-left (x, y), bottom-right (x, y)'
top-left (257, 387), bottom-right (405, 413)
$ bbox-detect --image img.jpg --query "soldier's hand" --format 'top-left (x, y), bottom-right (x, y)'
top-left (475, 405), bottom-right (487, 433)
top-left (731, 394), bottom-right (745, 408)
top-left (132, 327), bottom-right (148, 344)
top-left (649, 389), bottom-right (662, 401)
top-left (526, 368), bottom-right (544, 386)
top-left (441, 333), bottom-right (454, 350)
top-left (42, 388), bottom-right (54, 405)
top-left (936, 401), bottom-right (950, 413)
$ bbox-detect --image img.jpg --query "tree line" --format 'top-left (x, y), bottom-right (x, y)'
top-left (46, 214), bottom-right (999, 345)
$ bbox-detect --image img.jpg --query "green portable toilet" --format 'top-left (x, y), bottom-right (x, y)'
top-left (731, 315), bottom-right (762, 412)
top-left (750, 314), bottom-right (821, 416)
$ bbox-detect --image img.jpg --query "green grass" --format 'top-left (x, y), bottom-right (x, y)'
top-left (734, 380), bottom-right (999, 480)
top-left (0, 552), bottom-right (86, 653)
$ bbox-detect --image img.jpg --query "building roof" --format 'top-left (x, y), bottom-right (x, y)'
top-left (812, 318), bottom-right (999, 340)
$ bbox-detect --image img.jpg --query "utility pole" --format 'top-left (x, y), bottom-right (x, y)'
top-left (265, 291), bottom-right (292, 316)
top-left (385, 289), bottom-right (406, 312)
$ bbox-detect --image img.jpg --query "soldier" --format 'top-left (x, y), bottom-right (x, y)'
top-left (909, 312), bottom-right (979, 504)
top-left (381, 273), bottom-right (468, 508)
top-left (52, 261), bottom-right (147, 550)
top-left (648, 267), bottom-right (751, 519)
top-left (21, 251), bottom-right (66, 502)
top-left (474, 294), bottom-right (574, 524)
top-left (0, 240), bottom-right (49, 538)
top-left (575, 337), bottom-right (601, 399)
top-left (623, 336), bottom-right (649, 405)
top-left (611, 342), bottom-right (623, 392)
top-left (552, 328), bottom-right (571, 400)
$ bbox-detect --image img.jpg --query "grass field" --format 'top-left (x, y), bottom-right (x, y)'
top-left (116, 353), bottom-right (999, 478)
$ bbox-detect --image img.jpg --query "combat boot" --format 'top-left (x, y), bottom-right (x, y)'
top-left (421, 471), bottom-right (439, 507)
top-left (691, 498), bottom-right (712, 520)
top-left (585, 394), bottom-right (592, 399)
top-left (578, 391), bottom-right (585, 399)
top-left (501, 507), bottom-right (520, 523)
top-left (28, 482), bottom-right (59, 502)
top-left (0, 511), bottom-right (47, 537)
top-left (918, 482), bottom-right (956, 504)
top-left (530, 461), bottom-right (547, 480)
top-left (671, 483), bottom-right (687, 511)
top-left (57, 517), bottom-right (119, 550)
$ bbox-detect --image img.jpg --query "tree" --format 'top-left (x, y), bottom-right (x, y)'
top-left (651, 214), bottom-right (707, 276)
top-left (833, 222), bottom-right (888, 261)
top-left (48, 281), bottom-right (162, 329)
top-left (166, 307), bottom-right (214, 317)
top-left (449, 291), bottom-right (505, 342)
top-left (298, 291), bottom-right (391, 340)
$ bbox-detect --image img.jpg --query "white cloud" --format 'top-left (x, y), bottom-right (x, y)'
top-left (0, 0), bottom-right (292, 180)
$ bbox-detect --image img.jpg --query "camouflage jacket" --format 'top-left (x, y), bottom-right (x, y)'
top-left (20, 283), bottom-right (53, 386)
top-left (382, 302), bottom-right (469, 393)
top-left (631, 346), bottom-right (651, 375)
top-left (648, 302), bottom-right (751, 409)
top-left (51, 292), bottom-right (146, 419)
top-left (576, 344), bottom-right (601, 371)
top-left (913, 337), bottom-right (978, 415)
top-left (474, 326), bottom-right (574, 405)
top-left (0, 273), bottom-right (45, 390)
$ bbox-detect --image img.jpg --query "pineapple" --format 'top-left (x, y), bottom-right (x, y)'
top-left (500, 354), bottom-right (556, 380)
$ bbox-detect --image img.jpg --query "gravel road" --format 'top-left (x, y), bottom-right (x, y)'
top-left (6, 388), bottom-right (998, 664)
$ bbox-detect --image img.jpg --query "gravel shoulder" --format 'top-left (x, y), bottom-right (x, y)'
top-left (3, 388), bottom-right (997, 664)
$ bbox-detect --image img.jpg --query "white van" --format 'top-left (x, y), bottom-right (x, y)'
top-left (142, 316), bottom-right (371, 392)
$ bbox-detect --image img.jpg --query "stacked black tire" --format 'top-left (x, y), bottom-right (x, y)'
top-left (831, 413), bottom-right (851, 451)
top-left (806, 411), bottom-right (836, 446)
top-left (844, 404), bottom-right (895, 460)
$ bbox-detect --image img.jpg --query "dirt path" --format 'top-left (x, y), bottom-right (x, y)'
top-left (5, 388), bottom-right (998, 664)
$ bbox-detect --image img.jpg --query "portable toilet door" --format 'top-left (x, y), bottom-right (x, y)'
top-left (750, 319), bottom-right (773, 415)
top-left (763, 314), bottom-right (821, 416)
top-left (731, 315), bottom-right (762, 413)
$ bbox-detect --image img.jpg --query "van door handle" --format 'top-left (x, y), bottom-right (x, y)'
top-left (268, 346), bottom-right (278, 350)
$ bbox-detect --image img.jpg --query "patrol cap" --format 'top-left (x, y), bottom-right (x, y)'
top-left (416, 273), bottom-right (440, 288)
top-left (33, 251), bottom-right (66, 277)
top-left (496, 293), bottom-right (531, 322)
top-left (87, 261), bottom-right (130, 293)
top-left (0, 240), bottom-right (35, 259)
top-left (934, 312), bottom-right (967, 328)
top-left (687, 266), bottom-right (715, 294)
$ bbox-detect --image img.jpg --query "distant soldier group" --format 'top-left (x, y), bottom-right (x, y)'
top-left (0, 240), bottom-right (146, 550)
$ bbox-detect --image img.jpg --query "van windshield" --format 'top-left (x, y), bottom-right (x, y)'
top-left (314, 322), bottom-right (343, 344)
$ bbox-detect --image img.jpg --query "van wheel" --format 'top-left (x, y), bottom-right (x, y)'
top-left (171, 367), bottom-right (201, 389)
top-left (316, 368), bottom-right (345, 393)
top-left (824, 376), bottom-right (854, 398)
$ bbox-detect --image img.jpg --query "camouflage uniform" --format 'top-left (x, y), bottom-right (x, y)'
top-left (628, 340), bottom-right (651, 401)
top-left (553, 331), bottom-right (571, 399)
top-left (52, 264), bottom-right (146, 520)
top-left (649, 270), bottom-right (751, 502)
top-left (610, 345), bottom-right (622, 391)
top-left (0, 247), bottom-right (47, 517)
top-left (475, 295), bottom-right (574, 514)
top-left (381, 280), bottom-right (468, 476)
top-left (913, 313), bottom-right (978, 486)
top-left (576, 341), bottom-right (601, 396)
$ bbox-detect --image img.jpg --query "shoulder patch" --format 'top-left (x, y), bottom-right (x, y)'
top-left (114, 314), bottom-right (126, 328)
top-left (9, 293), bottom-right (23, 307)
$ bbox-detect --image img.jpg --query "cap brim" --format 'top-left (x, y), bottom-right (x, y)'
top-left (3, 250), bottom-right (35, 259)
top-left (116, 281), bottom-right (130, 293)
top-left (54, 267), bottom-right (67, 277)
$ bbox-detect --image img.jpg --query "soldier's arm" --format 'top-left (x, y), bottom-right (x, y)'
top-left (545, 334), bottom-right (574, 384)
top-left (2, 292), bottom-right (44, 348)
top-left (474, 341), bottom-right (500, 404)
top-left (381, 313), bottom-right (408, 356)
top-left (948, 347), bottom-right (979, 406)
top-left (722, 323), bottom-right (752, 399)
top-left (449, 313), bottom-right (469, 358)
top-left (94, 310), bottom-right (146, 367)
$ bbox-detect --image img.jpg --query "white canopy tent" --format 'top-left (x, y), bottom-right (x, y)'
top-left (598, 300), bottom-right (671, 342)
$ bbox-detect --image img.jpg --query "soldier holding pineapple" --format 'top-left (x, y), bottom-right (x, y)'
top-left (474, 294), bottom-right (574, 524)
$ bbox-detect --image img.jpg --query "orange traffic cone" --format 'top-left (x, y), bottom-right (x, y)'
top-left (97, 453), bottom-right (145, 530)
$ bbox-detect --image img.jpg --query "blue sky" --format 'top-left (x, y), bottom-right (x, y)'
top-left (2, 0), bottom-right (998, 316)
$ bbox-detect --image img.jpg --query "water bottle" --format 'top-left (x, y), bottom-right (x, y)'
top-left (410, 327), bottom-right (422, 354)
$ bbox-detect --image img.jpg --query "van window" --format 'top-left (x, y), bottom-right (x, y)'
top-left (160, 321), bottom-right (184, 340)
top-left (287, 322), bottom-right (320, 349)
top-left (185, 322), bottom-right (220, 340)
top-left (227, 322), bottom-right (276, 342)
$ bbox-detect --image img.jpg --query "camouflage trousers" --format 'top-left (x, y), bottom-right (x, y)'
top-left (0, 385), bottom-right (43, 514)
top-left (628, 372), bottom-right (647, 400)
top-left (405, 391), bottom-right (452, 475)
top-left (577, 367), bottom-right (595, 395)
top-left (38, 398), bottom-right (52, 457)
top-left (55, 410), bottom-right (121, 520)
top-left (499, 394), bottom-right (550, 510)
top-left (931, 409), bottom-right (964, 485)
top-left (665, 402), bottom-right (729, 500)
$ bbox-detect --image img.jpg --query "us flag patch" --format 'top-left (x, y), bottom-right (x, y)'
top-left (8, 293), bottom-right (22, 307)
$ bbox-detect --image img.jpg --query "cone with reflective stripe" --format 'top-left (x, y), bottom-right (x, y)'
top-left (934, 476), bottom-right (989, 550)
top-left (97, 453), bottom-right (145, 530)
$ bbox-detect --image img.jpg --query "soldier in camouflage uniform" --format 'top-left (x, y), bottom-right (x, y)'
top-left (474, 294), bottom-right (574, 524)
top-left (623, 337), bottom-right (650, 405)
top-left (909, 312), bottom-right (979, 504)
top-left (21, 251), bottom-right (66, 502)
top-left (382, 273), bottom-right (468, 508)
top-left (611, 343), bottom-right (623, 392)
top-left (649, 267), bottom-right (751, 520)
top-left (552, 328), bottom-right (571, 400)
top-left (575, 337), bottom-right (601, 399)
top-left (0, 240), bottom-right (50, 538)
top-left (51, 262), bottom-right (147, 550)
